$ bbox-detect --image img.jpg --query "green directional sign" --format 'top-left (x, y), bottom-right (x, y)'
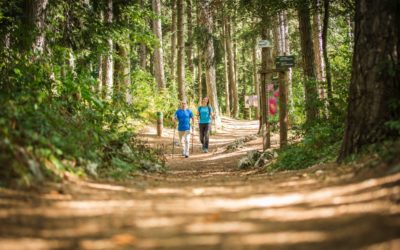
top-left (275, 55), bottom-right (295, 68)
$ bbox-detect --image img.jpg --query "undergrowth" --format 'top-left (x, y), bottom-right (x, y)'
top-left (267, 122), bottom-right (343, 171)
top-left (0, 52), bottom-right (170, 187)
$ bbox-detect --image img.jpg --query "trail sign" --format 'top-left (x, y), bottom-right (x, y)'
top-left (275, 55), bottom-right (295, 68)
top-left (258, 39), bottom-right (272, 48)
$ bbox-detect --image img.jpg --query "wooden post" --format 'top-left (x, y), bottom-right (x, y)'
top-left (156, 111), bottom-right (163, 137)
top-left (259, 71), bottom-right (270, 150)
top-left (258, 30), bottom-right (273, 150)
top-left (260, 71), bottom-right (267, 142)
top-left (279, 70), bottom-right (288, 147)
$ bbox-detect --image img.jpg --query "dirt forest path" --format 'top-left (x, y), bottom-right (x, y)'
top-left (1, 118), bottom-right (400, 250)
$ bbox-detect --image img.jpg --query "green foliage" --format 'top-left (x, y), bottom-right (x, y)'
top-left (0, 0), bottom-right (167, 186)
top-left (269, 122), bottom-right (342, 171)
top-left (130, 69), bottom-right (178, 123)
top-left (0, 51), bottom-right (165, 186)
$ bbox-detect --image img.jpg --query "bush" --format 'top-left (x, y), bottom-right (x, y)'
top-left (0, 52), bottom-right (165, 186)
top-left (269, 122), bottom-right (342, 171)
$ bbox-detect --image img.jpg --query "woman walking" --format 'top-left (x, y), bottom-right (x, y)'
top-left (197, 97), bottom-right (214, 153)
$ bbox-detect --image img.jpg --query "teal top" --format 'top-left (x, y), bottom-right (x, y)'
top-left (198, 106), bottom-right (213, 124)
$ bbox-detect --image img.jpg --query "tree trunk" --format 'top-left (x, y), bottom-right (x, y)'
top-left (241, 46), bottom-right (249, 119)
top-left (282, 11), bottom-right (294, 118)
top-left (298, 0), bottom-right (319, 124)
top-left (312, 0), bottom-right (325, 83)
top-left (252, 40), bottom-right (259, 119)
top-left (177, 0), bottom-right (186, 100)
top-left (279, 70), bottom-right (288, 147)
top-left (97, 55), bottom-right (103, 94)
top-left (222, 11), bottom-right (231, 116)
top-left (273, 14), bottom-right (283, 55)
top-left (233, 16), bottom-right (238, 105)
top-left (260, 26), bottom-right (273, 150)
top-left (152, 0), bottom-right (166, 90)
top-left (338, 0), bottom-right (400, 161)
top-left (346, 13), bottom-right (354, 50)
top-left (22, 0), bottom-right (49, 53)
top-left (199, 0), bottom-right (221, 128)
top-left (224, 15), bottom-right (239, 118)
top-left (186, 0), bottom-right (194, 75)
top-left (102, 0), bottom-right (113, 99)
top-left (196, 3), bottom-right (202, 105)
top-left (139, 45), bottom-right (147, 70)
top-left (139, 0), bottom-right (147, 70)
top-left (197, 46), bottom-right (203, 105)
top-left (313, 0), bottom-right (329, 117)
top-left (322, 0), bottom-right (333, 108)
top-left (170, 0), bottom-right (177, 87)
top-left (115, 44), bottom-right (131, 103)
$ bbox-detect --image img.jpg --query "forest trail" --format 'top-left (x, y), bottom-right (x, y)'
top-left (1, 118), bottom-right (400, 250)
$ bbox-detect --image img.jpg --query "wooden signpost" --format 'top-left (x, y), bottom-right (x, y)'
top-left (275, 55), bottom-right (294, 147)
top-left (258, 52), bottom-right (294, 150)
top-left (258, 39), bottom-right (273, 150)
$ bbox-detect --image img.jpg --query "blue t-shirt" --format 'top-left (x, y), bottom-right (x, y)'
top-left (198, 106), bottom-right (213, 124)
top-left (174, 109), bottom-right (193, 131)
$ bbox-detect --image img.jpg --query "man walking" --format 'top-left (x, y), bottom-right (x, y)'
top-left (174, 100), bottom-right (194, 158)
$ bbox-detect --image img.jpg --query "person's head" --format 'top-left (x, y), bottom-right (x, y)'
top-left (202, 97), bottom-right (209, 106)
top-left (180, 100), bottom-right (187, 109)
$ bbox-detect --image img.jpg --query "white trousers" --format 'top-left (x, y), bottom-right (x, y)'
top-left (178, 130), bottom-right (191, 156)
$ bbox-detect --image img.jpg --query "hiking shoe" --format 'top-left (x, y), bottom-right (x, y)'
top-left (204, 148), bottom-right (208, 153)
top-left (185, 155), bottom-right (189, 158)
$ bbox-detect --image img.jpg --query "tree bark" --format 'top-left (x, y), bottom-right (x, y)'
top-left (322, 0), bottom-right (333, 107)
top-left (139, 0), bottom-right (147, 70)
top-left (177, 0), bottom-right (186, 100)
top-left (196, 3), bottom-right (202, 105)
top-left (222, 11), bottom-right (231, 116)
top-left (282, 11), bottom-right (294, 118)
top-left (102, 0), bottom-right (113, 99)
top-left (115, 44), bottom-right (131, 103)
top-left (279, 70), bottom-right (288, 147)
top-left (241, 46), bottom-right (250, 119)
top-left (313, 0), bottom-right (329, 117)
top-left (197, 46), bottom-right (203, 105)
top-left (298, 0), bottom-right (319, 124)
top-left (22, 0), bottom-right (49, 53)
top-left (139, 45), bottom-right (147, 70)
top-left (224, 15), bottom-right (239, 118)
top-left (152, 0), bottom-right (166, 90)
top-left (252, 40), bottom-right (259, 119)
top-left (338, 0), bottom-right (400, 161)
top-left (170, 0), bottom-right (177, 87)
top-left (186, 0), bottom-right (194, 75)
top-left (199, 0), bottom-right (221, 128)
top-left (312, 0), bottom-right (325, 83)
top-left (260, 26), bottom-right (273, 150)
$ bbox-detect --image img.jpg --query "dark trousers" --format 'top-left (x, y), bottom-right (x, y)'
top-left (199, 123), bottom-right (210, 149)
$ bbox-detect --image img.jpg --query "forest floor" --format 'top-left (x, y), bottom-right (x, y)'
top-left (0, 117), bottom-right (400, 250)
